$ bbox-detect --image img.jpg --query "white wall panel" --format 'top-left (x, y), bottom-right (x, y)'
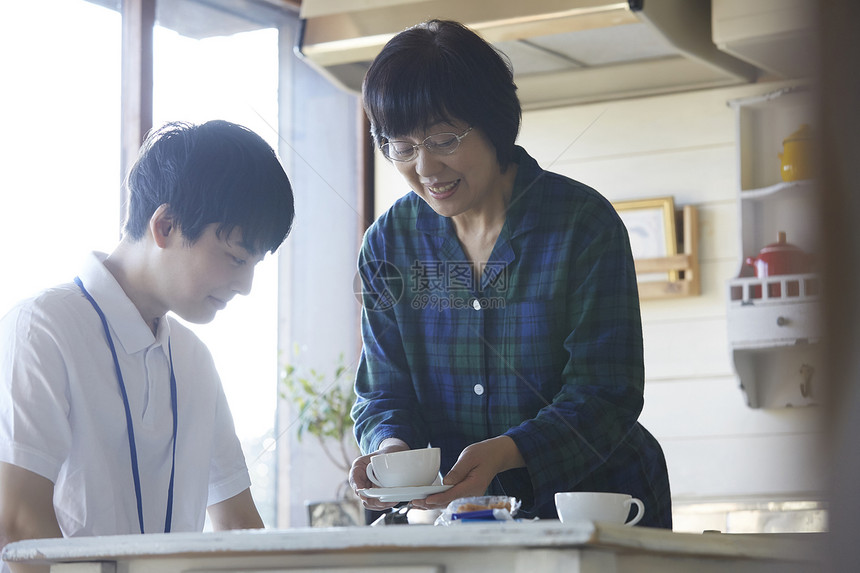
top-left (641, 377), bottom-right (821, 438)
top-left (695, 201), bottom-right (741, 262)
top-left (548, 145), bottom-right (738, 205)
top-left (663, 434), bottom-right (825, 501)
top-left (642, 316), bottom-right (734, 380)
top-left (518, 83), bottom-right (771, 162)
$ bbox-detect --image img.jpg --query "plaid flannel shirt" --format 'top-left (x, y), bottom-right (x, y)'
top-left (353, 147), bottom-right (671, 527)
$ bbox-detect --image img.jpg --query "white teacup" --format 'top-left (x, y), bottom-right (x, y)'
top-left (554, 492), bottom-right (645, 526)
top-left (366, 447), bottom-right (441, 488)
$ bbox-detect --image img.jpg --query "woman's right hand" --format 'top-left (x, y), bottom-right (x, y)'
top-left (348, 438), bottom-right (410, 511)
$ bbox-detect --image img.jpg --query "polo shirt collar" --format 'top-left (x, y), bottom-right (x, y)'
top-left (77, 252), bottom-right (170, 355)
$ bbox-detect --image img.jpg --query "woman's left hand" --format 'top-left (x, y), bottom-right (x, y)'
top-left (411, 435), bottom-right (525, 510)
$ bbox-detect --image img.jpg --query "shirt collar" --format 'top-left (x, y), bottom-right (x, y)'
top-left (504, 146), bottom-right (543, 239)
top-left (415, 196), bottom-right (450, 236)
top-left (77, 252), bottom-right (169, 354)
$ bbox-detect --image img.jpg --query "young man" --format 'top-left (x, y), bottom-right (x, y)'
top-left (0, 120), bottom-right (295, 571)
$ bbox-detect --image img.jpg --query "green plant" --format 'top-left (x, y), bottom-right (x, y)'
top-left (279, 348), bottom-right (358, 497)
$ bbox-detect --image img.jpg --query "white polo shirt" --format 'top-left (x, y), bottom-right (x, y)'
top-left (0, 252), bottom-right (251, 539)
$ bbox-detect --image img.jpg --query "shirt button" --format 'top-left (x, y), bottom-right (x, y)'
top-left (472, 299), bottom-right (481, 310)
top-left (473, 384), bottom-right (484, 396)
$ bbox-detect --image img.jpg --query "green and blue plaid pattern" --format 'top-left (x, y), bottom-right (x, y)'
top-left (353, 148), bottom-right (671, 527)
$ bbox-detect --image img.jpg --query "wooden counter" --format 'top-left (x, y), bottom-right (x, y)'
top-left (2, 521), bottom-right (822, 573)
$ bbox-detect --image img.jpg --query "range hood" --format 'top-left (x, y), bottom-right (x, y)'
top-left (296, 0), bottom-right (760, 109)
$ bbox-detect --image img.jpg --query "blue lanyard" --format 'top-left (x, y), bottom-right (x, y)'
top-left (74, 276), bottom-right (178, 534)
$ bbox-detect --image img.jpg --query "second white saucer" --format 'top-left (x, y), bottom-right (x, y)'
top-left (358, 484), bottom-right (452, 503)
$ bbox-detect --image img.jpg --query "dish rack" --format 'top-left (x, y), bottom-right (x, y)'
top-left (728, 273), bottom-right (820, 304)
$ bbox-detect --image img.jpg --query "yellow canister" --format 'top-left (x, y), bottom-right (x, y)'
top-left (778, 124), bottom-right (814, 182)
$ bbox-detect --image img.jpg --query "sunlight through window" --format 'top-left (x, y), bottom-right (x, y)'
top-left (0, 0), bottom-right (280, 527)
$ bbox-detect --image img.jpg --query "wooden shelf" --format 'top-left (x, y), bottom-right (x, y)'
top-left (634, 205), bottom-right (700, 300)
top-left (727, 84), bottom-right (822, 409)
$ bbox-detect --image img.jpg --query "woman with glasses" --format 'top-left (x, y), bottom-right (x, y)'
top-left (349, 19), bottom-right (671, 527)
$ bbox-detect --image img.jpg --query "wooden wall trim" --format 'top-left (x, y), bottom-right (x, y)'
top-left (357, 102), bottom-right (374, 234)
top-left (120, 0), bottom-right (155, 229)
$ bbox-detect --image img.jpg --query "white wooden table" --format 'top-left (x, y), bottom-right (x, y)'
top-left (2, 521), bottom-right (822, 573)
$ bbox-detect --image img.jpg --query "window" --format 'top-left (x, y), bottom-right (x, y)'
top-left (0, 0), bottom-right (280, 527)
top-left (153, 24), bottom-right (281, 526)
top-left (0, 0), bottom-right (121, 310)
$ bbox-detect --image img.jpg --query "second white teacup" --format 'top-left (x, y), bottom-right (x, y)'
top-left (554, 492), bottom-right (645, 526)
top-left (367, 447), bottom-right (441, 488)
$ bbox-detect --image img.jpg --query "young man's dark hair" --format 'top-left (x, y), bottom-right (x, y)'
top-left (124, 120), bottom-right (295, 254)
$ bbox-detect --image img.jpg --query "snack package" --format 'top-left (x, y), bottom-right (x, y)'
top-left (434, 496), bottom-right (521, 525)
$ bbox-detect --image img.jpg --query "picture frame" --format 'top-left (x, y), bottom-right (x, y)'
top-left (612, 197), bottom-right (678, 282)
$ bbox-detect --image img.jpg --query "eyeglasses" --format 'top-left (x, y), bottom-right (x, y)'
top-left (381, 127), bottom-right (473, 162)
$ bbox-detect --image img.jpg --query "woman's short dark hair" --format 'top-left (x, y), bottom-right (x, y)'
top-left (362, 19), bottom-right (521, 169)
top-left (123, 120), bottom-right (295, 254)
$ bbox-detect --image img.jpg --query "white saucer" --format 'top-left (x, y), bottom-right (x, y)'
top-left (358, 484), bottom-right (452, 503)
